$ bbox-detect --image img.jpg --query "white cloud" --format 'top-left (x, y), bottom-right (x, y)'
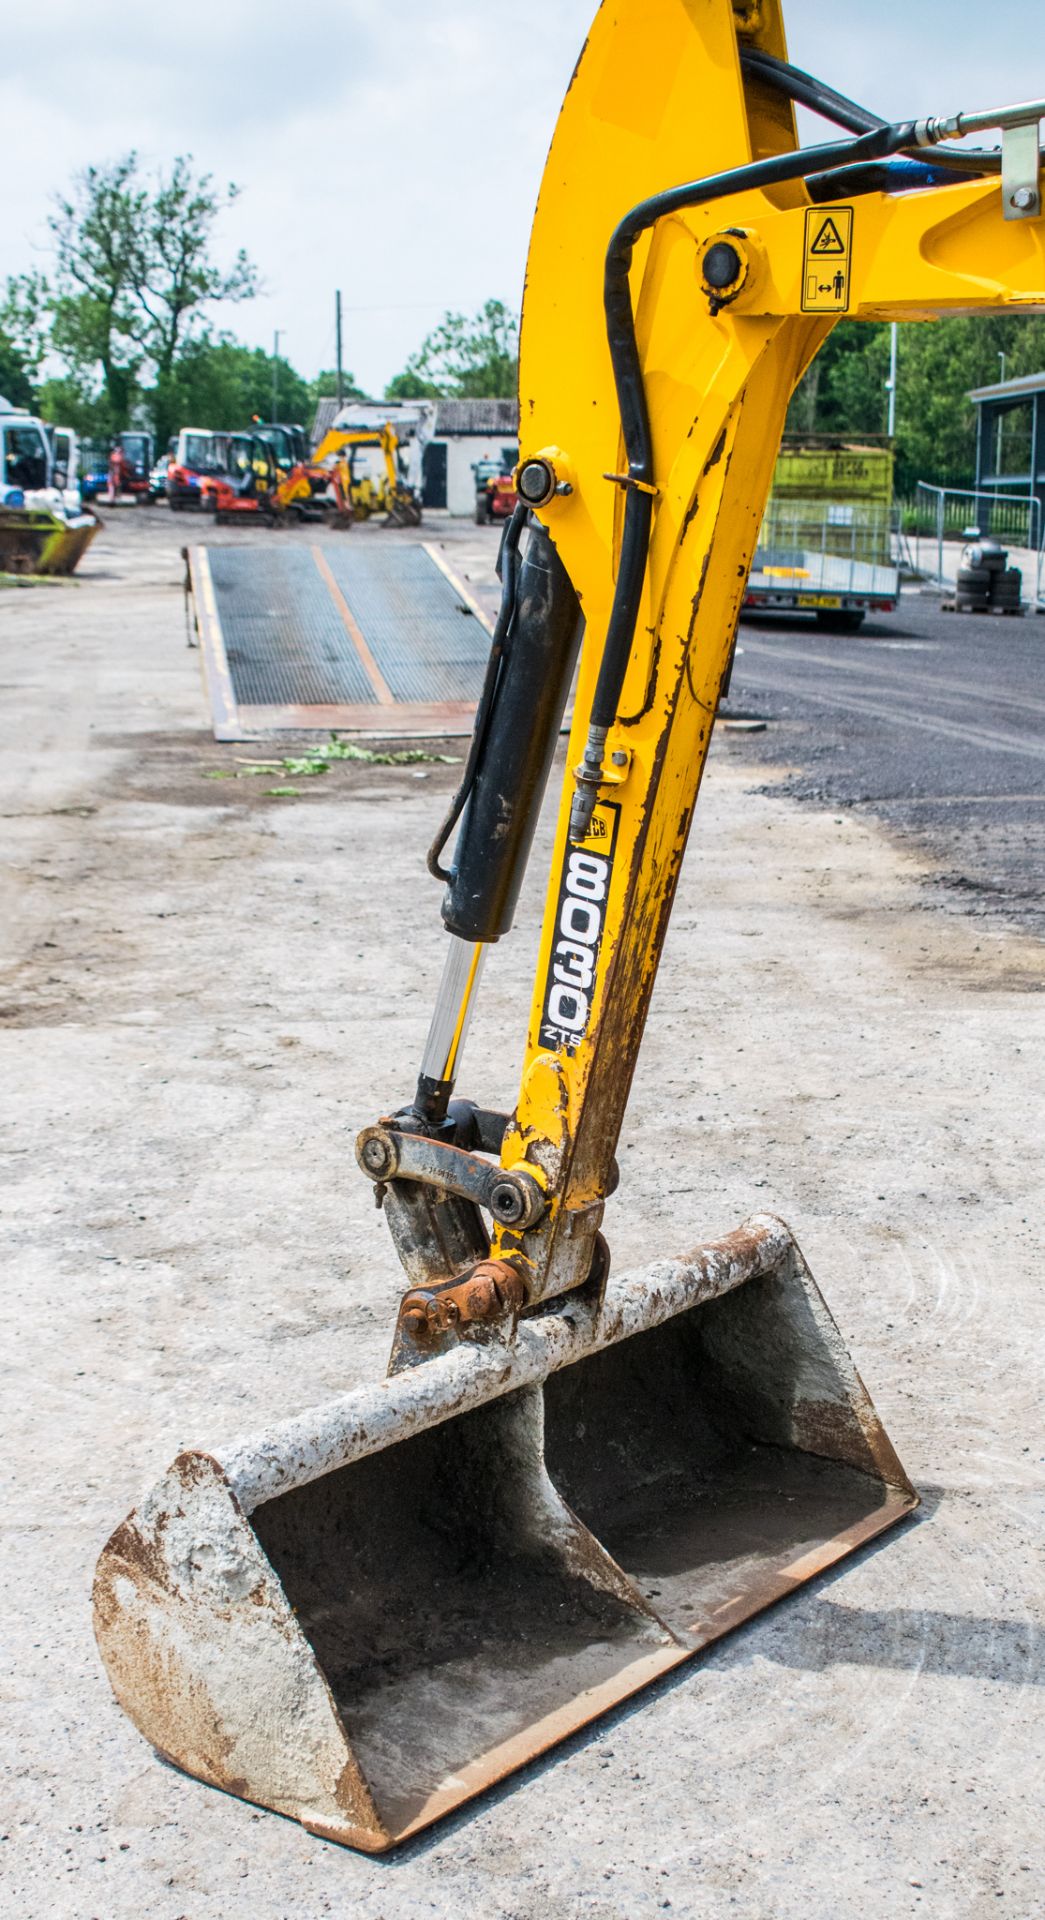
top-left (3, 1), bottom-right (1042, 395)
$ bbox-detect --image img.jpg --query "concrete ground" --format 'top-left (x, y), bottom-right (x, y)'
top-left (1, 509), bottom-right (1043, 1920)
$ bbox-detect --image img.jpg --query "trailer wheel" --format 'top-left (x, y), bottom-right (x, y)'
top-left (815, 609), bottom-right (864, 633)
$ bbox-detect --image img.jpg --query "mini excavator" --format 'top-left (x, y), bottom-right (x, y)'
top-left (95, 0), bottom-right (1045, 1855)
top-left (306, 422), bottom-right (423, 525)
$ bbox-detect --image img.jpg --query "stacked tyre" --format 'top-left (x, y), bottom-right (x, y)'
top-left (990, 565), bottom-right (1022, 612)
top-left (955, 559), bottom-right (991, 610)
top-left (955, 539), bottom-right (1021, 613)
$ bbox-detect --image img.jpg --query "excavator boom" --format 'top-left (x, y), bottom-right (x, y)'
top-left (94, 0), bottom-right (1044, 1852)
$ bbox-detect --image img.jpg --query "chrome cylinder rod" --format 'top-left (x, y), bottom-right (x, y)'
top-left (418, 936), bottom-right (487, 1108)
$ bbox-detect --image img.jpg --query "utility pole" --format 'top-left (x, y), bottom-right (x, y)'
top-left (886, 322), bottom-right (898, 438)
top-left (996, 349), bottom-right (1006, 475)
top-left (335, 292), bottom-right (344, 411)
top-left (272, 329), bottom-right (283, 421)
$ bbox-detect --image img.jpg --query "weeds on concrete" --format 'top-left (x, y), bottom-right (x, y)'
top-left (202, 735), bottom-right (460, 796)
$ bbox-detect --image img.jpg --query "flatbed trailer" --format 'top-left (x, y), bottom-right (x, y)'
top-left (744, 442), bottom-right (899, 630)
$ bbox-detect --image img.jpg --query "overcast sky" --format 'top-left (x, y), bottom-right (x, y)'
top-left (4, 1), bottom-right (1043, 396)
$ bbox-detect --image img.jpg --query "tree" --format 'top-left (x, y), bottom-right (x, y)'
top-left (889, 314), bottom-right (1045, 493)
top-left (308, 368), bottom-right (368, 405)
top-left (124, 157), bottom-right (257, 443)
top-left (1, 272), bottom-right (54, 391)
top-left (34, 374), bottom-right (113, 438)
top-left (160, 337), bottom-right (312, 437)
top-left (786, 323), bottom-right (891, 439)
top-left (385, 300), bottom-right (518, 399)
top-left (47, 156), bottom-right (145, 429)
top-left (385, 367), bottom-right (443, 401)
top-left (45, 153), bottom-right (257, 439)
top-left (0, 329), bottom-right (34, 410)
top-left (786, 313), bottom-right (1045, 495)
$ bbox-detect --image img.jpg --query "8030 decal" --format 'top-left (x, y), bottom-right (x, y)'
top-left (539, 803), bottom-right (619, 1054)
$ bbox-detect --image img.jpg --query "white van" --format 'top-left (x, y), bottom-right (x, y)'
top-left (0, 400), bottom-right (78, 514)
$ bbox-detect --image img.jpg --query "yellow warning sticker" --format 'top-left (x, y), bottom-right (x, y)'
top-left (801, 206), bottom-right (853, 313)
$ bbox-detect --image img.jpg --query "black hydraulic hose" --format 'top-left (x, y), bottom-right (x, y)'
top-left (568, 117), bottom-right (919, 839)
top-left (806, 158), bottom-right (957, 202)
top-left (740, 45), bottom-right (886, 135)
top-left (427, 500), bottom-right (529, 882)
top-left (742, 46), bottom-right (1001, 175)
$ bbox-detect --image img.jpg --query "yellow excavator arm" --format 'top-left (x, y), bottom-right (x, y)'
top-left (94, 0), bottom-right (1044, 1855)
top-left (311, 421), bottom-right (401, 490)
top-left (479, 0), bottom-right (1045, 1311)
top-left (356, 0), bottom-right (1045, 1340)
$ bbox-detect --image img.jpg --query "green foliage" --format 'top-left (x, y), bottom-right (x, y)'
top-left (385, 368), bottom-right (443, 401)
top-left (35, 375), bottom-right (114, 438)
top-left (787, 313), bottom-right (1045, 494)
top-left (786, 323), bottom-right (891, 439)
top-left (0, 329), bottom-right (34, 409)
top-left (385, 300), bottom-right (518, 399)
top-left (1, 272), bottom-right (54, 383)
top-left (22, 152), bottom-right (257, 440)
top-left (47, 156), bottom-right (146, 427)
top-left (309, 368), bottom-right (367, 404)
top-left (162, 337), bottom-right (312, 435)
top-left (204, 738), bottom-right (460, 785)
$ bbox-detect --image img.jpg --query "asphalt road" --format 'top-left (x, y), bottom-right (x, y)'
top-left (723, 591), bottom-right (1045, 942)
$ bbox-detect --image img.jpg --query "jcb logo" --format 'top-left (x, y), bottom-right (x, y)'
top-left (540, 805), bottom-right (619, 1054)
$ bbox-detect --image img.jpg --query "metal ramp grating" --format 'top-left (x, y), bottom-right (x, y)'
top-left (190, 540), bottom-right (492, 740)
top-left (207, 547), bottom-right (375, 707)
top-left (322, 547), bottom-right (491, 705)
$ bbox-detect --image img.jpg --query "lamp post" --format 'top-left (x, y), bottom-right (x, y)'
top-left (996, 349), bottom-right (1006, 476)
top-left (272, 330), bottom-right (283, 421)
top-left (885, 322), bottom-right (898, 437)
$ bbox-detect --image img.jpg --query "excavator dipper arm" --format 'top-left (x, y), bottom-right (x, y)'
top-left (367, 0), bottom-right (1045, 1342)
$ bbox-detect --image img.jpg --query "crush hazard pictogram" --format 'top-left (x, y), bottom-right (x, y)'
top-left (801, 205), bottom-right (853, 313)
top-left (810, 215), bottom-right (846, 254)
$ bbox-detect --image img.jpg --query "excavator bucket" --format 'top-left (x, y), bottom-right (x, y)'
top-left (0, 504), bottom-right (100, 576)
top-left (94, 1216), bottom-right (916, 1852)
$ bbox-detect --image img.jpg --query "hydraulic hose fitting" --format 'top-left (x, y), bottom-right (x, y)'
top-left (569, 724), bottom-right (608, 842)
top-left (914, 98), bottom-right (1045, 145)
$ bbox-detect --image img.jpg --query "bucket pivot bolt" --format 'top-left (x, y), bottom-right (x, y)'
top-left (514, 447), bottom-right (575, 510)
top-left (697, 228), bottom-right (759, 313)
top-left (489, 1177), bottom-right (530, 1225)
top-left (360, 1132), bottom-right (397, 1178)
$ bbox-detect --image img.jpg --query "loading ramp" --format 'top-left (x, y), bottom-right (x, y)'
top-left (189, 541), bottom-right (493, 740)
